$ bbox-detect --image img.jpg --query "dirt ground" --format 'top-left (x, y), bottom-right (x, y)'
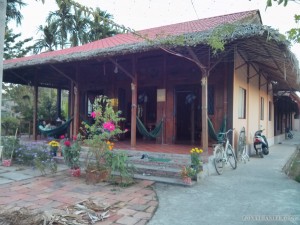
top-left (286, 149), bottom-right (300, 183)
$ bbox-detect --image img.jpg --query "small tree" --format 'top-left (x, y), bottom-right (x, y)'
top-left (1, 116), bottom-right (19, 135)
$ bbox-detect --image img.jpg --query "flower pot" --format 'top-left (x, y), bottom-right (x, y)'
top-left (182, 176), bottom-right (192, 185)
top-left (191, 164), bottom-right (203, 173)
top-left (2, 159), bottom-right (12, 167)
top-left (50, 146), bottom-right (58, 156)
top-left (69, 168), bottom-right (81, 177)
top-left (85, 169), bottom-right (110, 184)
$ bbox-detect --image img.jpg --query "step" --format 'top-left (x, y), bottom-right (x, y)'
top-left (133, 163), bottom-right (182, 178)
top-left (55, 148), bottom-right (199, 186)
top-left (133, 174), bottom-right (196, 187)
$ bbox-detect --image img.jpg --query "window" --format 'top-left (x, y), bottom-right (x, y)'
top-left (269, 101), bottom-right (272, 121)
top-left (238, 87), bottom-right (246, 119)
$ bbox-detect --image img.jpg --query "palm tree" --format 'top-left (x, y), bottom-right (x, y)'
top-left (6, 0), bottom-right (26, 25)
top-left (34, 22), bottom-right (59, 53)
top-left (69, 7), bottom-right (89, 46)
top-left (88, 7), bottom-right (119, 41)
top-left (46, 0), bottom-right (73, 49)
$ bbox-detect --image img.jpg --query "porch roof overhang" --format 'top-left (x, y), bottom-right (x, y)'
top-left (3, 24), bottom-right (300, 92)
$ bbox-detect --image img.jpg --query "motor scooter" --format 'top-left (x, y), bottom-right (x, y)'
top-left (253, 129), bottom-right (269, 158)
top-left (285, 127), bottom-right (294, 139)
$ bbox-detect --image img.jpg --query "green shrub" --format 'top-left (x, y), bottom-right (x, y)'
top-left (14, 142), bottom-right (57, 175)
top-left (1, 136), bottom-right (20, 160)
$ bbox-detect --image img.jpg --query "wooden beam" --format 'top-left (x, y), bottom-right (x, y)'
top-left (10, 70), bottom-right (31, 84)
top-left (108, 58), bottom-right (135, 81)
top-left (208, 48), bottom-right (233, 73)
top-left (49, 65), bottom-right (77, 85)
top-left (186, 47), bottom-right (206, 70)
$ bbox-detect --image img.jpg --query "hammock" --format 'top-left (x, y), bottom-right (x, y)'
top-left (208, 117), bottom-right (226, 142)
top-left (136, 117), bottom-right (163, 139)
top-left (39, 118), bottom-right (73, 137)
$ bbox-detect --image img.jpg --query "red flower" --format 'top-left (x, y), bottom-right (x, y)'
top-left (73, 135), bottom-right (77, 141)
top-left (60, 135), bottom-right (65, 139)
top-left (64, 140), bottom-right (71, 147)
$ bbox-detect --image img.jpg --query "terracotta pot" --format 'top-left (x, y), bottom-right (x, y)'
top-left (69, 168), bottom-right (81, 177)
top-left (85, 169), bottom-right (110, 184)
top-left (182, 176), bottom-right (192, 185)
top-left (2, 159), bottom-right (12, 167)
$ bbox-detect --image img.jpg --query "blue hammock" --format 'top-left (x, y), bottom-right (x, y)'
top-left (39, 118), bottom-right (73, 137)
top-left (208, 117), bottom-right (226, 142)
top-left (136, 117), bottom-right (163, 139)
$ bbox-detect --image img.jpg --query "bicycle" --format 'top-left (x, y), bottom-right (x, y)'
top-left (213, 129), bottom-right (237, 175)
top-left (237, 127), bottom-right (250, 163)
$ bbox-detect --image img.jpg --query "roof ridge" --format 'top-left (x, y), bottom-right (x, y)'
top-left (136, 9), bottom-right (259, 33)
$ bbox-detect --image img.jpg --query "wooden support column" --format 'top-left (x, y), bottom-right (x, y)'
top-left (131, 58), bottom-right (137, 147)
top-left (73, 67), bottom-right (80, 136)
top-left (69, 81), bottom-right (74, 138)
top-left (108, 57), bottom-right (137, 147)
top-left (57, 88), bottom-right (61, 119)
top-left (33, 75), bottom-right (38, 140)
top-left (201, 72), bottom-right (209, 154)
top-left (73, 86), bottom-right (79, 136)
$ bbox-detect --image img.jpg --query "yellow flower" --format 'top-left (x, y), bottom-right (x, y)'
top-left (106, 141), bottom-right (114, 151)
top-left (48, 140), bottom-right (60, 147)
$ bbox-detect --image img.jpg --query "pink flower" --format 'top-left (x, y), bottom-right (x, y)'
top-left (60, 135), bottom-right (65, 139)
top-left (73, 135), bottom-right (77, 141)
top-left (103, 121), bottom-right (115, 132)
top-left (124, 129), bottom-right (129, 133)
top-left (91, 111), bottom-right (101, 119)
top-left (91, 111), bottom-right (96, 119)
top-left (64, 140), bottom-right (71, 147)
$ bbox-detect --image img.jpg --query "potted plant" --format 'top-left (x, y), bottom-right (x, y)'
top-left (48, 140), bottom-right (60, 156)
top-left (190, 147), bottom-right (203, 179)
top-left (83, 95), bottom-right (133, 185)
top-left (1, 136), bottom-right (20, 167)
top-left (180, 165), bottom-right (197, 184)
top-left (60, 135), bottom-right (81, 177)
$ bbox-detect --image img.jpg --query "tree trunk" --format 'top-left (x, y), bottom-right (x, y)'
top-left (0, 0), bottom-right (7, 141)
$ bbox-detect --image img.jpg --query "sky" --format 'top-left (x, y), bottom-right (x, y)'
top-left (11, 0), bottom-right (300, 59)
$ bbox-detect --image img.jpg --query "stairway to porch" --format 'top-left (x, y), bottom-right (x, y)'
top-left (61, 140), bottom-right (213, 186)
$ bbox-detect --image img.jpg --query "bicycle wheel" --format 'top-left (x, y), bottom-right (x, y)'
top-left (226, 144), bottom-right (237, 169)
top-left (214, 145), bottom-right (224, 175)
top-left (237, 127), bottom-right (246, 161)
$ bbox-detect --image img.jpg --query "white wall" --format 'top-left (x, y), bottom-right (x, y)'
top-left (232, 50), bottom-right (274, 155)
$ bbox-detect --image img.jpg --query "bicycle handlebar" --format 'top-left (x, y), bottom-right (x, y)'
top-left (218, 129), bottom-right (235, 136)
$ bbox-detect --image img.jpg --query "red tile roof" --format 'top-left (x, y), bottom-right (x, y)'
top-left (4, 10), bottom-right (259, 65)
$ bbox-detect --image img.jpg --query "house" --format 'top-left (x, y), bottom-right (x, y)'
top-left (3, 9), bottom-right (300, 154)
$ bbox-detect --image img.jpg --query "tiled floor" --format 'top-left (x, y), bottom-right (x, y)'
top-left (0, 170), bottom-right (157, 225)
top-left (114, 139), bottom-right (199, 155)
top-left (114, 140), bottom-right (214, 162)
top-left (21, 136), bottom-right (212, 155)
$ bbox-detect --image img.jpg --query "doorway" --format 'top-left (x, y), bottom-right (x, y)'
top-left (175, 86), bottom-right (201, 144)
